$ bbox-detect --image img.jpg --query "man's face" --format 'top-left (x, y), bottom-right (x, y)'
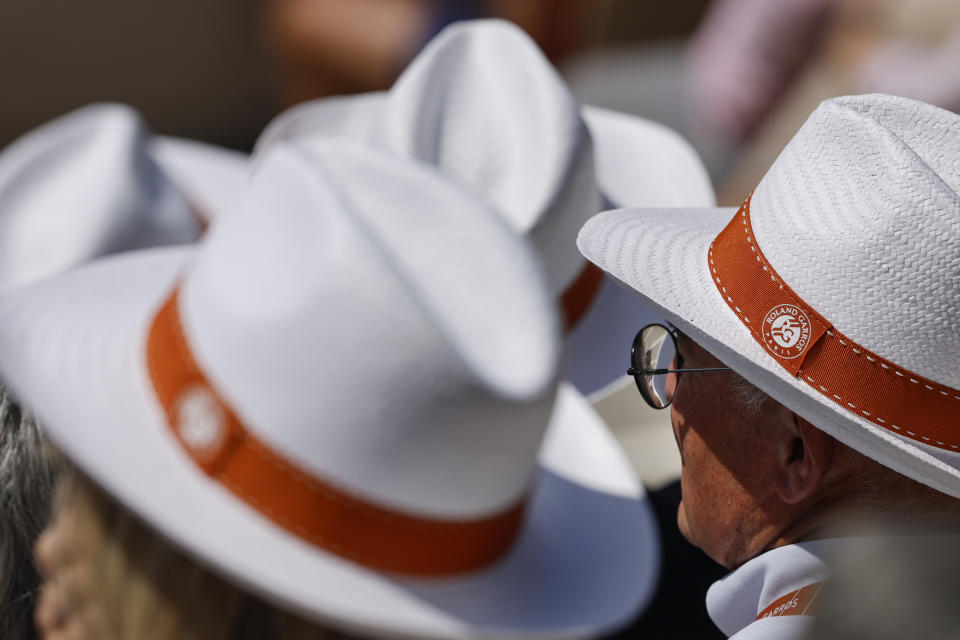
top-left (670, 333), bottom-right (783, 568)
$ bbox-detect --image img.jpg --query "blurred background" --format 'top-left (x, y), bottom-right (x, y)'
top-left (4, 0), bottom-right (959, 206)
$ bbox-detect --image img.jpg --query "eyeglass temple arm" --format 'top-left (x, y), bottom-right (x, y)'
top-left (627, 367), bottom-right (732, 375)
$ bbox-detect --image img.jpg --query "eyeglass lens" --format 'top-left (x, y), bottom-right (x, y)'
top-left (632, 324), bottom-right (679, 409)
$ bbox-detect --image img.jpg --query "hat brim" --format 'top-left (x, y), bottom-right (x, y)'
top-left (563, 275), bottom-right (666, 395)
top-left (578, 207), bottom-right (960, 499)
top-left (563, 108), bottom-right (715, 394)
top-left (0, 248), bottom-right (659, 640)
top-left (150, 137), bottom-right (248, 226)
top-left (580, 106), bottom-right (715, 210)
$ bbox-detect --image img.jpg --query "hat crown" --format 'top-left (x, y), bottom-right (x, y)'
top-left (381, 20), bottom-right (600, 291)
top-left (182, 140), bottom-right (559, 519)
top-left (751, 94), bottom-right (960, 389)
top-left (384, 22), bottom-right (593, 220)
top-left (0, 104), bottom-right (200, 291)
top-left (253, 20), bottom-right (601, 294)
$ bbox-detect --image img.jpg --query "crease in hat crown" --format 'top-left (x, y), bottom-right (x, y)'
top-left (178, 137), bottom-right (560, 519)
top-left (255, 19), bottom-right (601, 295)
top-left (0, 115), bottom-right (659, 640)
top-left (748, 93), bottom-right (960, 391)
top-left (0, 103), bottom-right (201, 291)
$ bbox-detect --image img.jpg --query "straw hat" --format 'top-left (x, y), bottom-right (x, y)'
top-left (0, 138), bottom-right (658, 639)
top-left (0, 103), bottom-right (208, 291)
top-left (252, 19), bottom-right (714, 394)
top-left (579, 94), bottom-right (960, 498)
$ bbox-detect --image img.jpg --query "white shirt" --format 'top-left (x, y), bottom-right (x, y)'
top-left (706, 540), bottom-right (837, 639)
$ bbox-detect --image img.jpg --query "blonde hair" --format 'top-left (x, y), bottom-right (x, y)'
top-left (50, 466), bottom-right (354, 640)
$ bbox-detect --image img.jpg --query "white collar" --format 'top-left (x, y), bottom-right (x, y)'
top-left (705, 540), bottom-right (837, 637)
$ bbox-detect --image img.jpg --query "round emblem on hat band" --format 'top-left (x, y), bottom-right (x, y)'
top-left (708, 195), bottom-right (960, 453)
top-left (175, 385), bottom-right (228, 459)
top-left (762, 304), bottom-right (811, 359)
top-left (145, 287), bottom-right (527, 576)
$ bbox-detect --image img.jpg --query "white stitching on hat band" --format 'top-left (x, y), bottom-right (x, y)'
top-left (708, 195), bottom-right (960, 452)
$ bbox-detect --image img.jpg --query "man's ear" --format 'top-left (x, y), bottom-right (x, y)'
top-left (774, 412), bottom-right (834, 504)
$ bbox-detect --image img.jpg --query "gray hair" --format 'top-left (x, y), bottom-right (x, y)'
top-left (0, 383), bottom-right (60, 639)
top-left (725, 373), bottom-right (960, 522)
top-left (728, 375), bottom-right (772, 415)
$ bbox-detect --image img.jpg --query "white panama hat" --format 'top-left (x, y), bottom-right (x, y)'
top-left (251, 19), bottom-right (715, 395)
top-left (0, 138), bottom-right (659, 639)
top-left (578, 94), bottom-right (960, 499)
top-left (0, 103), bottom-right (208, 291)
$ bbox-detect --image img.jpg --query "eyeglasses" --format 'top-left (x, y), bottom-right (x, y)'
top-left (627, 324), bottom-right (731, 409)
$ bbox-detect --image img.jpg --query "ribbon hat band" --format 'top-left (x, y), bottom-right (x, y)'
top-left (709, 196), bottom-right (960, 452)
top-left (561, 261), bottom-right (604, 330)
top-left (146, 289), bottom-right (526, 577)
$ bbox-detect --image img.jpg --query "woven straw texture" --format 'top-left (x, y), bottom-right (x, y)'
top-left (578, 94), bottom-right (960, 497)
top-left (753, 94), bottom-right (960, 389)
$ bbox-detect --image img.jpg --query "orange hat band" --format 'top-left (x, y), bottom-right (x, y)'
top-left (146, 288), bottom-right (526, 576)
top-left (709, 196), bottom-right (960, 452)
top-left (561, 261), bottom-right (604, 330)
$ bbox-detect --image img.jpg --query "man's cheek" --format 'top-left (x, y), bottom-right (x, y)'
top-left (671, 410), bottom-right (688, 465)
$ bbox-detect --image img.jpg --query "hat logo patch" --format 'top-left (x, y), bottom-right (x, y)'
top-left (175, 386), bottom-right (227, 458)
top-left (762, 305), bottom-right (811, 359)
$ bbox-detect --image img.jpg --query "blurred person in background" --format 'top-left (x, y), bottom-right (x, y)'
top-left (10, 139), bottom-right (658, 640)
top-left (687, 0), bottom-right (840, 146)
top-left (0, 103), bottom-right (241, 637)
top-left (710, 0), bottom-right (960, 202)
top-left (578, 93), bottom-right (960, 639)
top-left (567, 0), bottom-right (960, 204)
top-left (263, 0), bottom-right (612, 107)
top-left (802, 534), bottom-right (960, 640)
